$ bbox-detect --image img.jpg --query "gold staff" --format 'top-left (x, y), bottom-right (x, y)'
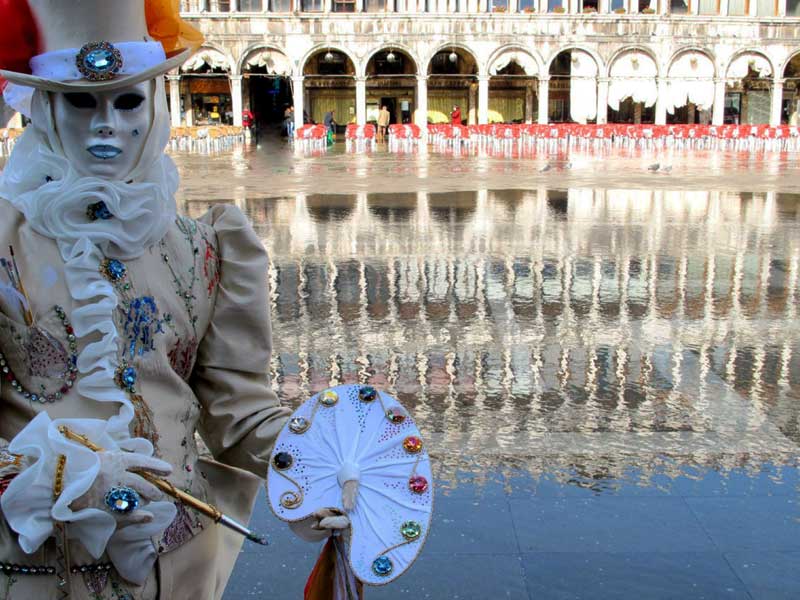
top-left (58, 426), bottom-right (268, 546)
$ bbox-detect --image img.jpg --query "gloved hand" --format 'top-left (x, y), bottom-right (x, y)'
top-left (289, 507), bottom-right (351, 543)
top-left (70, 451), bottom-right (172, 528)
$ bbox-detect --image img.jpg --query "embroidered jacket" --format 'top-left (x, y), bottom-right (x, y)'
top-left (0, 201), bottom-right (290, 599)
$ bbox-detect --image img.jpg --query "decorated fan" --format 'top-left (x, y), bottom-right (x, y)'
top-left (267, 384), bottom-right (433, 587)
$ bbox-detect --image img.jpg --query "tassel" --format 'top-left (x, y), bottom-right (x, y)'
top-left (304, 536), bottom-right (363, 600)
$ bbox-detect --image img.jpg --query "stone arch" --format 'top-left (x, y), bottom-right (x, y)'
top-left (425, 43), bottom-right (481, 76)
top-left (487, 45), bottom-right (544, 78)
top-left (606, 45), bottom-right (661, 79)
top-left (725, 49), bottom-right (776, 81)
top-left (237, 44), bottom-right (293, 77)
top-left (300, 44), bottom-right (359, 78)
top-left (181, 44), bottom-right (236, 74)
top-left (545, 45), bottom-right (604, 78)
top-left (666, 47), bottom-right (717, 79)
top-left (780, 49), bottom-right (800, 78)
top-left (361, 43), bottom-right (421, 78)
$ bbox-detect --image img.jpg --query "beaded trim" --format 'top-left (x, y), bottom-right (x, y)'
top-left (0, 305), bottom-right (78, 403)
top-left (53, 454), bottom-right (67, 501)
top-left (0, 561), bottom-right (112, 576)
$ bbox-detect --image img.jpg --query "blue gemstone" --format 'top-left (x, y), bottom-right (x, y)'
top-left (105, 486), bottom-right (139, 514)
top-left (372, 556), bottom-right (392, 577)
top-left (85, 48), bottom-right (116, 73)
top-left (87, 201), bottom-right (112, 221)
top-left (122, 367), bottom-right (137, 388)
top-left (359, 386), bottom-right (377, 403)
top-left (105, 259), bottom-right (126, 281)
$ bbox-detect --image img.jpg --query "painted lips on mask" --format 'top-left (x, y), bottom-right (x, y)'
top-left (87, 145), bottom-right (123, 160)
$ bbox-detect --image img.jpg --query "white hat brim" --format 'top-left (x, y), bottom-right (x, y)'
top-left (0, 46), bottom-right (195, 93)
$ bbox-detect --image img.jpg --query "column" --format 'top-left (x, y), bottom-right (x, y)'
top-left (230, 0), bottom-right (238, 9)
top-left (356, 76), bottom-right (367, 125)
top-left (718, 0), bottom-right (727, 15)
top-left (468, 83), bottom-right (477, 124)
top-left (712, 77), bottom-right (726, 125)
top-left (509, 0), bottom-right (518, 11)
top-left (167, 75), bottom-right (182, 127)
top-left (210, 0), bottom-right (219, 10)
top-left (479, 0), bottom-right (488, 10)
top-left (184, 81), bottom-right (194, 126)
top-left (596, 77), bottom-right (609, 124)
top-left (537, 76), bottom-right (549, 124)
top-left (292, 76), bottom-right (305, 131)
top-left (478, 75), bottom-right (490, 124)
top-left (416, 75), bottom-right (428, 128)
top-left (356, 0), bottom-right (364, 9)
top-left (525, 83), bottom-right (534, 124)
top-left (770, 78), bottom-right (785, 126)
top-left (654, 76), bottom-right (667, 125)
top-left (229, 75), bottom-right (243, 126)
top-left (778, 0), bottom-right (786, 15)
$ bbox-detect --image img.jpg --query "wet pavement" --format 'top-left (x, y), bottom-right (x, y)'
top-left (170, 141), bottom-right (800, 599)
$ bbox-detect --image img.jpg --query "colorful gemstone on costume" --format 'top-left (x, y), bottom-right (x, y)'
top-left (319, 390), bottom-right (338, 407)
top-left (402, 436), bottom-right (423, 454)
top-left (386, 408), bottom-right (406, 424)
top-left (273, 452), bottom-right (293, 471)
top-left (76, 41), bottom-right (123, 82)
top-left (372, 556), bottom-right (393, 577)
top-left (101, 258), bottom-right (127, 282)
top-left (86, 201), bottom-right (113, 221)
top-left (400, 521), bottom-right (422, 541)
top-left (115, 365), bottom-right (137, 392)
top-left (123, 296), bottom-right (163, 359)
top-left (408, 475), bottom-right (428, 494)
top-left (358, 385), bottom-right (377, 403)
top-left (104, 486), bottom-right (140, 514)
top-left (288, 417), bottom-right (310, 434)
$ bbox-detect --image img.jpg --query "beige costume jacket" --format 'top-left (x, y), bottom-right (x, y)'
top-left (0, 201), bottom-right (290, 599)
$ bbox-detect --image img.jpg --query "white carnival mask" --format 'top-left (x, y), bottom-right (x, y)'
top-left (51, 81), bottom-right (154, 181)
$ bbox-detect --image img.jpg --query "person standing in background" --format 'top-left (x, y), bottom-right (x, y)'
top-left (377, 105), bottom-right (390, 143)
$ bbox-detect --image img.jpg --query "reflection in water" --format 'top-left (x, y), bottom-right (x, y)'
top-left (184, 189), bottom-right (800, 486)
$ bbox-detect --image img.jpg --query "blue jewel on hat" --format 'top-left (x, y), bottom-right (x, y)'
top-left (372, 556), bottom-right (392, 577)
top-left (87, 201), bottom-right (113, 221)
top-left (76, 42), bottom-right (123, 82)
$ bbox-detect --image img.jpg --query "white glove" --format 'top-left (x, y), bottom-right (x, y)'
top-left (289, 507), bottom-right (351, 543)
top-left (70, 451), bottom-right (172, 528)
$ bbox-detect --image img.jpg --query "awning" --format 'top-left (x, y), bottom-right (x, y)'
top-left (726, 53), bottom-right (772, 85)
top-left (666, 52), bottom-right (714, 114)
top-left (490, 50), bottom-right (538, 77)
top-left (608, 51), bottom-right (658, 110)
top-left (181, 49), bottom-right (230, 73)
top-left (245, 49), bottom-right (293, 77)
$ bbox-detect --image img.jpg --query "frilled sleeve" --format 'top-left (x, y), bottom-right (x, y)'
top-left (193, 205), bottom-right (290, 479)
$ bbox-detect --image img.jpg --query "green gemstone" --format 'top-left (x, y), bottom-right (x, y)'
top-left (400, 521), bottom-right (421, 540)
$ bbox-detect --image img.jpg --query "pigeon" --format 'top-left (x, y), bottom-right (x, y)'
top-left (539, 163), bottom-right (552, 172)
top-left (661, 165), bottom-right (672, 173)
top-left (565, 161), bottom-right (573, 170)
top-left (647, 163), bottom-right (660, 172)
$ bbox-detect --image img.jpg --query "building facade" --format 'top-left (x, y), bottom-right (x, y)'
top-left (172, 0), bottom-right (800, 130)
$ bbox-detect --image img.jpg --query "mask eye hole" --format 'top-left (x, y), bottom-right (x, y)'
top-left (63, 93), bottom-right (97, 109)
top-left (114, 93), bottom-right (145, 111)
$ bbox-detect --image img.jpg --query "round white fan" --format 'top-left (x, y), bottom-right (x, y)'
top-left (267, 384), bottom-right (434, 585)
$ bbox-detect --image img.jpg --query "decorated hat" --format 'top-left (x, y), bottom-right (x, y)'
top-left (0, 0), bottom-right (203, 92)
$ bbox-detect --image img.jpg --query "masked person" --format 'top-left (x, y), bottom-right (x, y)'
top-left (0, 1), bottom-right (345, 599)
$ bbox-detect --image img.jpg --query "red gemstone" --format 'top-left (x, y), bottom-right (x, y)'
top-left (65, 326), bottom-right (74, 334)
top-left (60, 386), bottom-right (69, 394)
top-left (4, 372), bottom-right (13, 382)
top-left (403, 436), bottom-right (423, 454)
top-left (409, 475), bottom-right (428, 494)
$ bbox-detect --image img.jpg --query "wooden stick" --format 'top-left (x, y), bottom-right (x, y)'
top-left (57, 426), bottom-right (268, 545)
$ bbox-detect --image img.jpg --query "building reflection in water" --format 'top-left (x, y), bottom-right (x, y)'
top-left (184, 189), bottom-right (800, 487)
